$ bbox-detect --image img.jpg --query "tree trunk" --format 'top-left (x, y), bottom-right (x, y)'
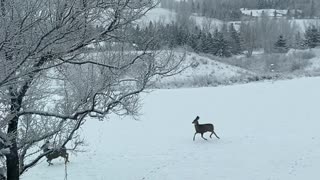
top-left (6, 91), bottom-right (20, 180)
top-left (5, 55), bottom-right (49, 179)
top-left (6, 124), bottom-right (19, 180)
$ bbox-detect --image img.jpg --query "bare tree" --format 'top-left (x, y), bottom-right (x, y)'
top-left (175, 0), bottom-right (193, 28)
top-left (240, 14), bottom-right (298, 55)
top-left (240, 21), bottom-right (257, 57)
top-left (0, 0), bottom-right (184, 180)
top-left (255, 16), bottom-right (298, 53)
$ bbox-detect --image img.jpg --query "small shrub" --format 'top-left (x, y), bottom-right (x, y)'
top-left (290, 58), bottom-right (310, 72)
top-left (190, 61), bottom-right (199, 68)
top-left (298, 51), bottom-right (316, 60)
top-left (199, 58), bottom-right (208, 64)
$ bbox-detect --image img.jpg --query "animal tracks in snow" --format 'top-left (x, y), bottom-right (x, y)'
top-left (288, 137), bottom-right (320, 177)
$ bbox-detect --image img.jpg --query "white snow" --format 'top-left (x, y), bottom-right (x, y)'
top-left (240, 8), bottom-right (288, 17)
top-left (304, 48), bottom-right (320, 72)
top-left (136, 7), bottom-right (320, 35)
top-left (22, 77), bottom-right (320, 180)
top-left (154, 52), bottom-right (254, 88)
top-left (138, 8), bottom-right (225, 32)
top-left (138, 8), bottom-right (176, 25)
top-left (290, 19), bottom-right (320, 33)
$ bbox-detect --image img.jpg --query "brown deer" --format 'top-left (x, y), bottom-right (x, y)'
top-left (41, 141), bottom-right (69, 165)
top-left (192, 116), bottom-right (220, 141)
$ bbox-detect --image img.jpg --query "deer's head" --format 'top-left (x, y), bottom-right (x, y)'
top-left (192, 116), bottom-right (200, 124)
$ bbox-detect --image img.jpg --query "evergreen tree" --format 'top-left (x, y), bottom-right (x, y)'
top-left (187, 26), bottom-right (200, 51)
top-left (195, 30), bottom-right (204, 52)
top-left (213, 29), bottom-right (232, 57)
top-left (187, 33), bottom-right (197, 51)
top-left (305, 25), bottom-right (320, 48)
top-left (176, 25), bottom-right (186, 46)
top-left (201, 32), bottom-right (213, 54)
top-left (211, 29), bottom-right (220, 55)
top-left (229, 23), bottom-right (242, 55)
top-left (221, 23), bottom-right (229, 38)
top-left (258, 0), bottom-right (266, 9)
top-left (229, 9), bottom-right (242, 21)
top-left (132, 25), bottom-right (144, 50)
top-left (274, 35), bottom-right (289, 53)
top-left (273, 10), bottom-right (277, 18)
top-left (145, 22), bottom-right (155, 41)
top-left (160, 24), bottom-right (172, 47)
top-left (191, 0), bottom-right (195, 12)
top-left (205, 32), bottom-right (215, 54)
top-left (169, 24), bottom-right (176, 47)
top-left (294, 32), bottom-right (305, 49)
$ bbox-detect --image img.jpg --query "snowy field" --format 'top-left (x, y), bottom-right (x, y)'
top-left (22, 77), bottom-right (320, 180)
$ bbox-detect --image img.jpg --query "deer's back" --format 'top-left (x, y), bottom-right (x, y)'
top-left (46, 148), bottom-right (67, 160)
top-left (195, 123), bottom-right (214, 133)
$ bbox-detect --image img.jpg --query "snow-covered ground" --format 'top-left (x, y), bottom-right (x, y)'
top-left (138, 7), bottom-right (176, 25)
top-left (292, 19), bottom-right (320, 33)
top-left (240, 9), bottom-right (320, 33)
top-left (22, 77), bottom-right (320, 180)
top-left (154, 52), bottom-right (254, 88)
top-left (240, 8), bottom-right (288, 17)
top-left (154, 48), bottom-right (320, 88)
top-left (307, 49), bottom-right (320, 71)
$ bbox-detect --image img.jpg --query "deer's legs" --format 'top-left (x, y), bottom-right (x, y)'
top-left (47, 160), bottom-right (53, 166)
top-left (212, 131), bottom-right (220, 139)
top-left (193, 132), bottom-right (197, 141)
top-left (65, 153), bottom-right (69, 163)
top-left (201, 133), bottom-right (207, 140)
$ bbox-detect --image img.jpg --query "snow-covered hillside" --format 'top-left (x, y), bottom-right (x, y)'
top-left (23, 77), bottom-right (320, 180)
top-left (139, 7), bottom-right (320, 33)
top-left (138, 8), bottom-right (224, 32)
top-left (291, 19), bottom-right (320, 33)
top-left (303, 48), bottom-right (320, 72)
top-left (154, 52), bottom-right (255, 88)
top-left (240, 8), bottom-right (288, 17)
top-left (138, 7), bottom-right (176, 25)
top-left (155, 49), bottom-right (320, 89)
top-left (240, 8), bottom-right (320, 32)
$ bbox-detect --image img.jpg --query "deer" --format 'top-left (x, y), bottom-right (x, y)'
top-left (41, 141), bottom-right (69, 166)
top-left (192, 116), bottom-right (220, 141)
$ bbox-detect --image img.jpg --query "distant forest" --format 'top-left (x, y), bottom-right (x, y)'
top-left (123, 0), bottom-right (320, 57)
top-left (160, 0), bottom-right (320, 20)
top-left (130, 20), bottom-right (319, 57)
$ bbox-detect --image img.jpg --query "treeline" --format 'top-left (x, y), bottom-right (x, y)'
top-left (128, 18), bottom-right (320, 57)
top-left (130, 22), bottom-right (241, 57)
top-left (160, 0), bottom-right (320, 20)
